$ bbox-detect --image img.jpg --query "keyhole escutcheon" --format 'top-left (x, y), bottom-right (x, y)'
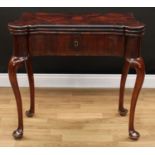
top-left (74, 40), bottom-right (79, 47)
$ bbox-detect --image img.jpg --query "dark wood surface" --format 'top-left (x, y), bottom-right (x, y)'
top-left (8, 12), bottom-right (145, 140)
top-left (8, 12), bottom-right (144, 28)
top-left (28, 34), bottom-right (125, 56)
top-left (8, 12), bottom-right (144, 37)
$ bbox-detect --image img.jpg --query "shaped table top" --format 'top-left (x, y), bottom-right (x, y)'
top-left (8, 12), bottom-right (145, 35)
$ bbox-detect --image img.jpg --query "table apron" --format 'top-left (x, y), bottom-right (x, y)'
top-left (12, 34), bottom-right (141, 58)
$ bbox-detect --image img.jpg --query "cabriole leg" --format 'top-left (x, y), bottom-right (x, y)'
top-left (8, 56), bottom-right (27, 139)
top-left (119, 59), bottom-right (130, 116)
top-left (128, 57), bottom-right (145, 140)
top-left (25, 56), bottom-right (35, 117)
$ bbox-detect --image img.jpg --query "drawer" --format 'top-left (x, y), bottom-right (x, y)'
top-left (29, 34), bottom-right (124, 56)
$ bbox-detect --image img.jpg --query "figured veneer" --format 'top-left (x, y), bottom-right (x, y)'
top-left (28, 34), bottom-right (124, 56)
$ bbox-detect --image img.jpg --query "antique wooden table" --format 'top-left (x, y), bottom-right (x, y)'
top-left (8, 12), bottom-right (145, 140)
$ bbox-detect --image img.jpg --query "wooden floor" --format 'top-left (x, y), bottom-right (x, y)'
top-left (0, 87), bottom-right (155, 146)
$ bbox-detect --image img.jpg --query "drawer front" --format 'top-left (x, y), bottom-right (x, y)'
top-left (29, 34), bottom-right (124, 56)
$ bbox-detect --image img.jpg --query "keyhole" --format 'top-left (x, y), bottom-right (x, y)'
top-left (74, 40), bottom-right (79, 47)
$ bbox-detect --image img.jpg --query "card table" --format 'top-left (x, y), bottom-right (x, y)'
top-left (8, 12), bottom-right (145, 140)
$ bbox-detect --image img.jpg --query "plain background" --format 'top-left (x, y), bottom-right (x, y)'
top-left (0, 7), bottom-right (154, 74)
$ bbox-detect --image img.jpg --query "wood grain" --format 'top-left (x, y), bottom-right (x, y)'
top-left (29, 34), bottom-right (125, 56)
top-left (0, 87), bottom-right (154, 146)
top-left (8, 12), bottom-right (145, 36)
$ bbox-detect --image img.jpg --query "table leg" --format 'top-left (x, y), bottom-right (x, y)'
top-left (25, 56), bottom-right (35, 117)
top-left (119, 59), bottom-right (130, 116)
top-left (8, 56), bottom-right (27, 139)
top-left (128, 57), bottom-right (145, 140)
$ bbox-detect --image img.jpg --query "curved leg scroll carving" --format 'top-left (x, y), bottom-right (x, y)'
top-left (8, 56), bottom-right (27, 139)
top-left (25, 56), bottom-right (35, 117)
top-left (128, 57), bottom-right (145, 140)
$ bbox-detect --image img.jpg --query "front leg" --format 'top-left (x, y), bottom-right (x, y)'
top-left (128, 57), bottom-right (145, 140)
top-left (8, 56), bottom-right (27, 139)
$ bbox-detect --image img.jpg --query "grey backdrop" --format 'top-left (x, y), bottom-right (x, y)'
top-left (0, 8), bottom-right (154, 74)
